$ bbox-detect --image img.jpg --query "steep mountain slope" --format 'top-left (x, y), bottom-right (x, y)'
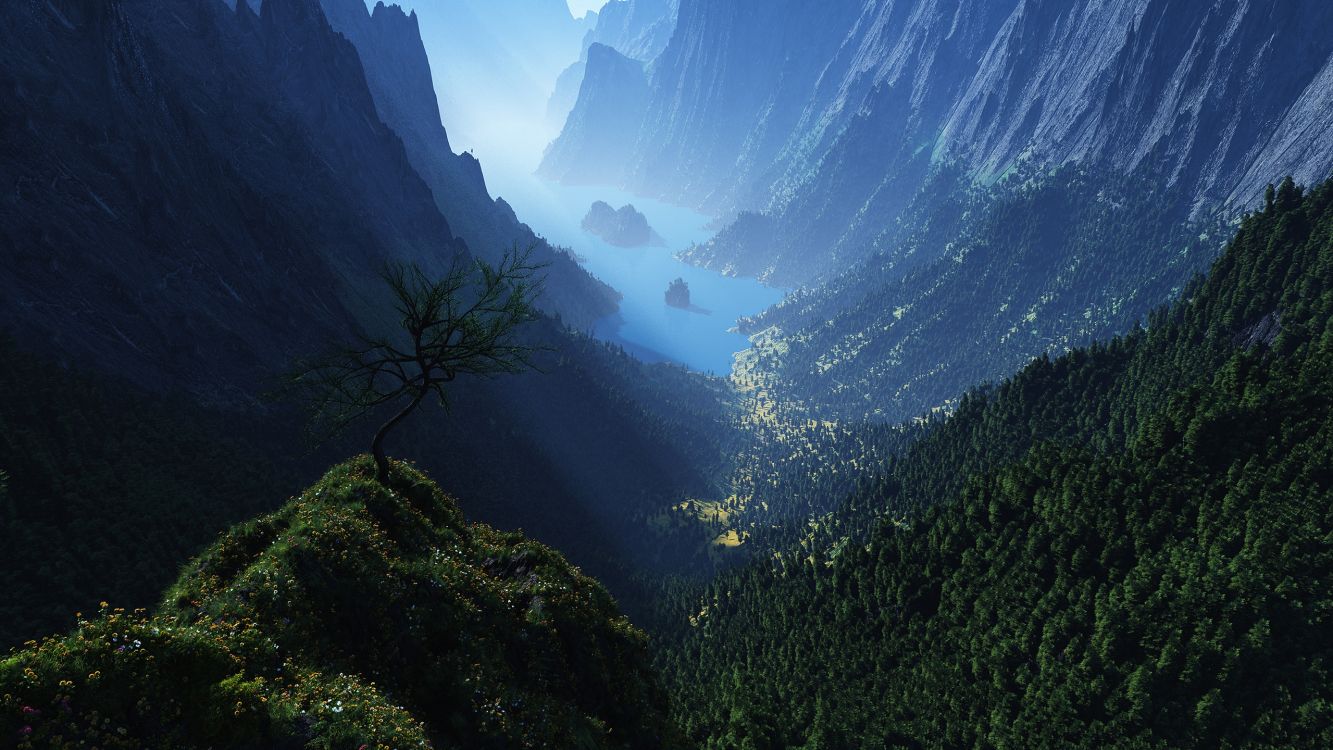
top-left (542, 43), bottom-right (652, 186)
top-left (0, 336), bottom-right (308, 648)
top-left (250, 0), bottom-right (457, 271)
top-left (318, 0), bottom-right (620, 329)
top-left (730, 163), bottom-right (1225, 423)
top-left (546, 0), bottom-right (1333, 284)
top-left (546, 0), bottom-right (678, 131)
top-left (658, 178), bottom-right (1333, 748)
top-left (0, 320), bottom-right (734, 649)
top-left (546, 0), bottom-right (1333, 440)
top-left (0, 0), bottom-right (735, 641)
top-left (399, 0), bottom-right (591, 164)
top-left (0, 0), bottom-right (390, 399)
top-left (1, 459), bottom-right (684, 748)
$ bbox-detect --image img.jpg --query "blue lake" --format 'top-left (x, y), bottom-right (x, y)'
top-left (488, 170), bottom-right (787, 375)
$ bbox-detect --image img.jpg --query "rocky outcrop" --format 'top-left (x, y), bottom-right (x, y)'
top-left (665, 278), bottom-right (691, 308)
top-left (582, 201), bottom-right (664, 247)
top-left (1235, 311), bottom-right (1283, 349)
top-left (0, 459), bottom-right (684, 748)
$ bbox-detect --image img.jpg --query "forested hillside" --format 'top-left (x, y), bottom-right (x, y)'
top-left (658, 179), bottom-right (1333, 748)
top-left (731, 164), bottom-right (1224, 423)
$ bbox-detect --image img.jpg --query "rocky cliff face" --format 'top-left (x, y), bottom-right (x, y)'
top-left (256, 0), bottom-right (458, 271)
top-left (318, 0), bottom-right (619, 328)
top-left (0, 0), bottom-right (412, 400)
top-left (545, 0), bottom-right (1333, 285)
top-left (931, 0), bottom-right (1333, 208)
top-left (403, 0), bottom-right (590, 162)
top-left (546, 0), bottom-right (679, 130)
top-left (590, 0), bottom-right (678, 62)
top-left (541, 44), bottom-right (651, 186)
top-left (319, 1), bottom-right (457, 153)
top-left (542, 0), bottom-right (867, 212)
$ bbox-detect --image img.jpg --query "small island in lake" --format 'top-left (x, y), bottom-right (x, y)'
top-left (582, 201), bottom-right (664, 247)
top-left (665, 277), bottom-right (691, 309)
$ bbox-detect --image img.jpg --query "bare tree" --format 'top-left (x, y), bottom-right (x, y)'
top-left (293, 247), bottom-right (545, 482)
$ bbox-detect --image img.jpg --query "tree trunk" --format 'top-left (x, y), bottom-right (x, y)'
top-left (371, 391), bottom-right (426, 483)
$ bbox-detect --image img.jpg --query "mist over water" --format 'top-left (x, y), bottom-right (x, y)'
top-left (487, 162), bottom-right (786, 374)
top-left (387, 0), bottom-right (586, 170)
top-left (388, 0), bottom-right (786, 375)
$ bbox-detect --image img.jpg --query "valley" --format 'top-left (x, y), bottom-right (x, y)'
top-left (1, 0), bottom-right (1331, 748)
top-left (484, 160), bottom-right (785, 373)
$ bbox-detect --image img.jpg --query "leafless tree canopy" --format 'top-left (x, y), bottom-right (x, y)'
top-left (292, 246), bottom-right (545, 481)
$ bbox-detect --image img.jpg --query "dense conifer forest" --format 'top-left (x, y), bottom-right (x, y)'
top-left (654, 179), bottom-right (1333, 749)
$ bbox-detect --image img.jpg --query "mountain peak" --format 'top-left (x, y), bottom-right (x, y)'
top-left (371, 0), bottom-right (418, 30)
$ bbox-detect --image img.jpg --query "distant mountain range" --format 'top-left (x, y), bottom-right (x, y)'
top-left (395, 0), bottom-right (594, 166)
top-left (542, 0), bottom-right (1333, 425)
top-left (545, 0), bottom-right (1333, 285)
top-left (546, 0), bottom-right (678, 131)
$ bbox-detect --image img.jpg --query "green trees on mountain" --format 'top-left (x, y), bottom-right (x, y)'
top-left (741, 163), bottom-right (1223, 424)
top-left (0, 337), bottom-right (302, 649)
top-left (658, 177), bottom-right (1333, 749)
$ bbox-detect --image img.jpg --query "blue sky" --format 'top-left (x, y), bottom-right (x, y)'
top-left (567, 0), bottom-right (604, 17)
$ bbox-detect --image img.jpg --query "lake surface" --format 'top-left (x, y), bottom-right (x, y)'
top-left (486, 167), bottom-right (786, 375)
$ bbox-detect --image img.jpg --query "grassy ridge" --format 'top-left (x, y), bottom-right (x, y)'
top-left (2, 458), bottom-right (680, 749)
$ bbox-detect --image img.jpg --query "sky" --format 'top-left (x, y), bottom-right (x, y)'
top-left (566, 0), bottom-right (605, 17)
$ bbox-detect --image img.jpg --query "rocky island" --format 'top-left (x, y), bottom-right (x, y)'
top-left (665, 277), bottom-right (691, 309)
top-left (582, 200), bottom-right (664, 247)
